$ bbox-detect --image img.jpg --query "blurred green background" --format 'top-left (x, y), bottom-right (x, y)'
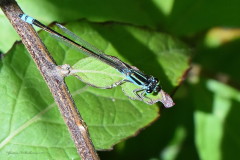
top-left (1, 0), bottom-right (240, 159)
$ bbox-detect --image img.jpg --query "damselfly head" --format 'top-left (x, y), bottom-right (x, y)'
top-left (146, 76), bottom-right (161, 93)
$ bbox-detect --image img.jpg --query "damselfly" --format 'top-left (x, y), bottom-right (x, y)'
top-left (19, 14), bottom-right (168, 106)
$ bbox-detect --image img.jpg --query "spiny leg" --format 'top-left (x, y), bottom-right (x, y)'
top-left (133, 88), bottom-right (153, 104)
top-left (133, 88), bottom-right (145, 100)
top-left (105, 78), bottom-right (135, 89)
top-left (140, 91), bottom-right (153, 104)
top-left (105, 79), bottom-right (126, 89)
top-left (97, 78), bottom-right (133, 89)
top-left (73, 75), bottom-right (126, 89)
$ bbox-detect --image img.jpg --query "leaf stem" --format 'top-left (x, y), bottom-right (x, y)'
top-left (0, 0), bottom-right (99, 159)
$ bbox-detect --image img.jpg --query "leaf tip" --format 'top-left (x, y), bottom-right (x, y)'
top-left (160, 90), bottom-right (175, 108)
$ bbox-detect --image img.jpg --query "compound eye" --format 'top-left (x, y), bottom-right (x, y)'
top-left (153, 78), bottom-right (158, 83)
top-left (146, 87), bottom-right (152, 93)
top-left (146, 89), bottom-right (151, 93)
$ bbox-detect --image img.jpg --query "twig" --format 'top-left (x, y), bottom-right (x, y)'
top-left (0, 0), bottom-right (99, 159)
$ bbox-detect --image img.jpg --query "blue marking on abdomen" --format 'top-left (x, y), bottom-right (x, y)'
top-left (20, 14), bottom-right (34, 24)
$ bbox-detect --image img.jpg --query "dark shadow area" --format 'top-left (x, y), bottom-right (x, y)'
top-left (0, 50), bottom-right (3, 59)
top-left (221, 99), bottom-right (240, 160)
top-left (190, 78), bottom-right (215, 113)
top-left (174, 86), bottom-right (200, 160)
top-left (47, 0), bottom-right (166, 30)
top-left (195, 39), bottom-right (240, 83)
top-left (165, 0), bottom-right (240, 35)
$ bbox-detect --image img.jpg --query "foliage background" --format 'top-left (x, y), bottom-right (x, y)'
top-left (0, 0), bottom-right (240, 159)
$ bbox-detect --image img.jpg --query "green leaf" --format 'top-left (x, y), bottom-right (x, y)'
top-left (0, 43), bottom-right (159, 159)
top-left (0, 20), bottom-right (191, 159)
top-left (43, 20), bottom-right (189, 108)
